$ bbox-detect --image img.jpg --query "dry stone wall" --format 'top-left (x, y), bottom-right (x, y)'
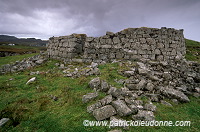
top-left (47, 27), bottom-right (186, 62)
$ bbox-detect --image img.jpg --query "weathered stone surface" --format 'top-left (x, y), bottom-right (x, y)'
top-left (124, 71), bottom-right (135, 77)
top-left (82, 92), bottom-right (98, 103)
top-left (35, 59), bottom-right (45, 65)
top-left (132, 110), bottom-right (155, 121)
top-left (26, 77), bottom-right (36, 85)
top-left (136, 79), bottom-right (146, 90)
top-left (87, 95), bottom-right (113, 113)
top-left (161, 87), bottom-right (190, 102)
top-left (0, 54), bottom-right (46, 74)
top-left (145, 82), bottom-right (154, 91)
top-left (112, 100), bottom-right (132, 116)
top-left (47, 27), bottom-right (186, 63)
top-left (108, 130), bottom-right (122, 132)
top-left (160, 100), bottom-right (173, 107)
top-left (93, 105), bottom-right (117, 120)
top-left (144, 103), bottom-right (157, 112)
top-left (89, 77), bottom-right (101, 89)
top-left (101, 80), bottom-right (110, 92)
top-left (0, 118), bottom-right (10, 127)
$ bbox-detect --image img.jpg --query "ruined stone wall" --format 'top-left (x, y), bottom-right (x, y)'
top-left (47, 27), bottom-right (186, 62)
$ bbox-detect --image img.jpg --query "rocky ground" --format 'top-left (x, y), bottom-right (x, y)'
top-left (0, 52), bottom-right (200, 131)
top-left (82, 59), bottom-right (200, 130)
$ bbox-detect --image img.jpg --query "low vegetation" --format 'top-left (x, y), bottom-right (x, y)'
top-left (0, 39), bottom-right (199, 131)
top-left (0, 45), bottom-right (46, 53)
top-left (185, 39), bottom-right (200, 62)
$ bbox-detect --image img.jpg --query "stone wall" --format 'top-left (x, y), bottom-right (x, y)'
top-left (47, 27), bottom-right (186, 62)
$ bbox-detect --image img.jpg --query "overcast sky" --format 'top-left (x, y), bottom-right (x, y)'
top-left (0, 0), bottom-right (200, 41)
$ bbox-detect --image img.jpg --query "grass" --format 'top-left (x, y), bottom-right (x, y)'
top-left (0, 39), bottom-right (199, 131)
top-left (0, 53), bottom-right (38, 67)
top-left (0, 45), bottom-right (46, 53)
top-left (0, 58), bottom-right (199, 132)
top-left (185, 39), bottom-right (200, 62)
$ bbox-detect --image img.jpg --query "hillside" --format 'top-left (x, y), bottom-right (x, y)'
top-left (0, 39), bottom-right (199, 132)
top-left (0, 35), bottom-right (48, 47)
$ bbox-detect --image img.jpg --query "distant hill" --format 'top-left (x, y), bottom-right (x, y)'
top-left (0, 35), bottom-right (48, 47)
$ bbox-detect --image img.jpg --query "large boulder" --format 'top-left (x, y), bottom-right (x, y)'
top-left (161, 87), bottom-right (190, 102)
top-left (93, 105), bottom-right (117, 120)
top-left (112, 100), bottom-right (132, 116)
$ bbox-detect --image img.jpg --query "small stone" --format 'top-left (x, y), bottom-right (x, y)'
top-left (101, 80), bottom-right (110, 92)
top-left (93, 105), bottom-right (117, 120)
top-left (144, 103), bottom-right (157, 112)
top-left (124, 71), bottom-right (135, 77)
top-left (26, 77), bottom-right (36, 85)
top-left (136, 79), bottom-right (146, 90)
top-left (172, 99), bottom-right (179, 105)
top-left (160, 100), bottom-right (173, 107)
top-left (0, 118), bottom-right (10, 127)
top-left (132, 110), bottom-right (155, 121)
top-left (108, 130), bottom-right (122, 132)
top-left (161, 87), bottom-right (190, 102)
top-left (35, 59), bottom-right (45, 65)
top-left (82, 92), bottom-right (98, 103)
top-left (112, 100), bottom-right (132, 116)
top-left (89, 77), bottom-right (101, 90)
top-left (106, 31), bottom-right (115, 36)
top-left (145, 82), bottom-right (154, 91)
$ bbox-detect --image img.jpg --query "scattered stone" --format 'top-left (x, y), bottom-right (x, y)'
top-left (161, 87), bottom-right (190, 102)
top-left (145, 82), bottom-right (154, 91)
top-left (101, 80), bottom-right (110, 92)
top-left (172, 99), bottom-right (179, 105)
top-left (136, 79), bottom-right (146, 90)
top-left (160, 100), bottom-right (173, 107)
top-left (112, 100), bottom-right (132, 116)
top-left (90, 62), bottom-right (98, 68)
top-left (35, 59), bottom-right (45, 65)
top-left (89, 77), bottom-right (101, 90)
top-left (108, 87), bottom-right (117, 95)
top-left (55, 63), bottom-right (59, 66)
top-left (0, 118), bottom-right (10, 127)
top-left (124, 71), bottom-right (135, 77)
top-left (93, 105), bottom-right (117, 120)
top-left (26, 77), bottom-right (36, 85)
top-left (87, 95), bottom-right (113, 113)
top-left (82, 92), bottom-right (98, 103)
top-left (193, 93), bottom-right (200, 98)
top-left (132, 110), bottom-right (155, 121)
top-left (107, 129), bottom-right (122, 132)
top-left (144, 103), bottom-right (157, 112)
top-left (50, 95), bottom-right (58, 101)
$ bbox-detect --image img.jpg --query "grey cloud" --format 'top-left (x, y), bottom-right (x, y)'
top-left (0, 0), bottom-right (200, 41)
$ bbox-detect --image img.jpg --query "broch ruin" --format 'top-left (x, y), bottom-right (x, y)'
top-left (47, 27), bottom-right (186, 63)
top-left (0, 27), bottom-right (199, 130)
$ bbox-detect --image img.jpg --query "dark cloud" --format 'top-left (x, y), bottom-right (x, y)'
top-left (0, 0), bottom-right (199, 41)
